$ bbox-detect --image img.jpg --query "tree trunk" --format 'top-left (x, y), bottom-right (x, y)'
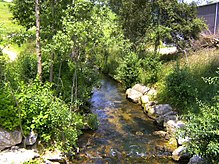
top-left (49, 0), bottom-right (55, 82)
top-left (36, 0), bottom-right (42, 81)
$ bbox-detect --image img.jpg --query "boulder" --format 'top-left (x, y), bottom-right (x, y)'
top-left (148, 104), bottom-right (173, 120)
top-left (25, 131), bottom-right (38, 146)
top-left (0, 128), bottom-right (22, 151)
top-left (165, 120), bottom-right (177, 134)
top-left (188, 155), bottom-right (206, 164)
top-left (143, 101), bottom-right (157, 114)
top-left (165, 120), bottom-right (185, 135)
top-left (148, 107), bottom-right (156, 119)
top-left (141, 95), bottom-right (149, 104)
top-left (153, 104), bottom-right (173, 115)
top-left (126, 88), bottom-right (143, 104)
top-left (132, 84), bottom-right (150, 95)
top-left (0, 148), bottom-right (39, 164)
top-left (147, 88), bottom-right (157, 97)
top-left (165, 137), bottom-right (178, 152)
top-left (172, 146), bottom-right (186, 161)
top-left (155, 111), bottom-right (177, 127)
top-left (177, 136), bottom-right (190, 146)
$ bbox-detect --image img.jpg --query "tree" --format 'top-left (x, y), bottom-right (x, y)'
top-left (10, 0), bottom-right (73, 82)
top-left (35, 0), bottom-right (42, 81)
top-left (106, 0), bottom-right (206, 51)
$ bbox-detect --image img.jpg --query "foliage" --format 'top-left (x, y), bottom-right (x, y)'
top-left (5, 52), bottom-right (37, 88)
top-left (44, 0), bottom-right (127, 103)
top-left (0, 1), bottom-right (24, 35)
top-left (108, 0), bottom-right (151, 44)
top-left (0, 82), bottom-right (19, 130)
top-left (0, 79), bottom-right (84, 152)
top-left (9, 29), bottom-right (35, 47)
top-left (83, 113), bottom-right (98, 130)
top-left (179, 69), bottom-right (219, 163)
top-left (0, 55), bottom-right (9, 80)
top-left (149, 0), bottom-right (206, 49)
top-left (115, 52), bottom-right (140, 88)
top-left (161, 63), bottom-right (198, 112)
top-left (139, 52), bottom-right (162, 85)
top-left (107, 0), bottom-right (206, 50)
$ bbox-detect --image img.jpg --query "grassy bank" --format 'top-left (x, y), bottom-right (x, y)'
top-left (0, 1), bottom-right (27, 55)
top-left (156, 48), bottom-right (219, 113)
top-left (0, 1), bottom-right (23, 34)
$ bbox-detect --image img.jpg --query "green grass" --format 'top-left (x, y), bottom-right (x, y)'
top-left (0, 1), bottom-right (24, 34)
top-left (0, 1), bottom-right (30, 55)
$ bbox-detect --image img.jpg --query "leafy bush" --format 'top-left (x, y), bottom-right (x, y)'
top-left (0, 79), bottom-right (89, 153)
top-left (115, 52), bottom-right (140, 88)
top-left (139, 53), bottom-right (162, 85)
top-left (5, 52), bottom-right (37, 88)
top-left (179, 69), bottom-right (219, 163)
top-left (161, 63), bottom-right (198, 112)
top-left (16, 80), bottom-right (84, 151)
top-left (0, 82), bottom-right (19, 130)
top-left (0, 55), bottom-right (9, 80)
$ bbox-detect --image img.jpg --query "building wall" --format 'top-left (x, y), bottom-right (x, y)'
top-left (198, 3), bottom-right (219, 34)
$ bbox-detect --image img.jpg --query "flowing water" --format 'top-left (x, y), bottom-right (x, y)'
top-left (73, 75), bottom-right (179, 164)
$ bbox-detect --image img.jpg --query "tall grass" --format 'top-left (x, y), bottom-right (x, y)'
top-left (156, 48), bottom-right (219, 113)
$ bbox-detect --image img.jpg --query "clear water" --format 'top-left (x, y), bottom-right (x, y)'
top-left (72, 75), bottom-right (181, 164)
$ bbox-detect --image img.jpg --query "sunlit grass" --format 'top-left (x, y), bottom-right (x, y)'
top-left (0, 1), bottom-right (24, 34)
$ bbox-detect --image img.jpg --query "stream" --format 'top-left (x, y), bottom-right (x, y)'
top-left (72, 75), bottom-right (178, 163)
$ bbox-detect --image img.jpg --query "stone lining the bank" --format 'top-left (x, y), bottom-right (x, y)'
top-left (126, 84), bottom-right (192, 162)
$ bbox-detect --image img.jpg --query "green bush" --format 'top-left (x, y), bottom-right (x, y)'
top-left (115, 52), bottom-right (140, 88)
top-left (179, 69), bottom-right (219, 163)
top-left (16, 80), bottom-right (84, 151)
top-left (139, 53), bottom-right (162, 85)
top-left (161, 63), bottom-right (198, 112)
top-left (0, 82), bottom-right (19, 130)
top-left (0, 79), bottom-right (87, 153)
top-left (0, 55), bottom-right (9, 80)
top-left (5, 52), bottom-right (37, 88)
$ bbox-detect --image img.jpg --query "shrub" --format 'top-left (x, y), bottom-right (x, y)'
top-left (161, 63), bottom-right (198, 112)
top-left (115, 52), bottom-right (140, 88)
top-left (139, 52), bottom-right (162, 85)
top-left (0, 79), bottom-right (87, 153)
top-left (0, 55), bottom-right (9, 80)
top-left (16, 80), bottom-right (84, 151)
top-left (179, 69), bottom-right (219, 163)
top-left (0, 82), bottom-right (19, 130)
top-left (5, 52), bottom-right (37, 88)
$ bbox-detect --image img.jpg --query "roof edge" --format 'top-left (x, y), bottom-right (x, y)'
top-left (198, 1), bottom-right (219, 7)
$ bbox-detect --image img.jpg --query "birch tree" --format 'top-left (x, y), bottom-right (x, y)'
top-left (35, 0), bottom-right (42, 81)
